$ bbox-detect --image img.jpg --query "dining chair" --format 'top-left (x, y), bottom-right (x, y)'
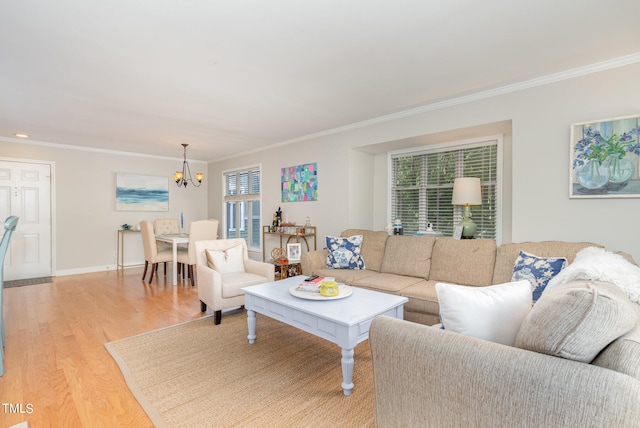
top-left (140, 220), bottom-right (188, 284)
top-left (153, 218), bottom-right (180, 235)
top-left (186, 219), bottom-right (219, 286)
top-left (1, 216), bottom-right (19, 376)
top-left (195, 238), bottom-right (274, 325)
top-left (153, 217), bottom-right (180, 254)
top-left (153, 217), bottom-right (191, 275)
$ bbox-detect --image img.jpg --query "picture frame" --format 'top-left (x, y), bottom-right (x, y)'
top-left (570, 114), bottom-right (640, 198)
top-left (281, 162), bottom-right (318, 202)
top-left (116, 174), bottom-right (169, 211)
top-left (453, 225), bottom-right (463, 240)
top-left (287, 243), bottom-right (302, 262)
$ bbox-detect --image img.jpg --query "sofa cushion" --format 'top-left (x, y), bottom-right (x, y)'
top-left (511, 250), bottom-right (567, 302)
top-left (592, 319), bottom-right (640, 381)
top-left (515, 280), bottom-right (636, 363)
top-left (401, 280), bottom-right (440, 319)
top-left (352, 273), bottom-right (424, 294)
top-left (403, 309), bottom-right (441, 327)
top-left (380, 235), bottom-right (436, 279)
top-left (205, 244), bottom-right (245, 275)
top-left (436, 280), bottom-right (532, 346)
top-left (429, 238), bottom-right (496, 286)
top-left (341, 229), bottom-right (389, 272)
top-left (312, 267), bottom-right (378, 285)
top-left (493, 241), bottom-right (601, 285)
top-left (221, 272), bottom-right (271, 298)
top-left (326, 235), bottom-right (365, 269)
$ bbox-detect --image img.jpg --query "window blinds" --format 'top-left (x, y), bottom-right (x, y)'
top-left (224, 167), bottom-right (261, 248)
top-left (391, 141), bottom-right (498, 238)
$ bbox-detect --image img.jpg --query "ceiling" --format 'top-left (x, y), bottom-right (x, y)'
top-left (1, 0), bottom-right (639, 162)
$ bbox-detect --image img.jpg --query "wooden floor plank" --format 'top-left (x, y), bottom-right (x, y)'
top-left (1, 267), bottom-right (205, 427)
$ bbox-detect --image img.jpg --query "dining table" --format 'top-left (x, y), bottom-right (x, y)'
top-left (155, 233), bottom-right (189, 285)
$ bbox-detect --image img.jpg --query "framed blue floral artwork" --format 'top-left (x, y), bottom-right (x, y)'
top-left (570, 114), bottom-right (640, 198)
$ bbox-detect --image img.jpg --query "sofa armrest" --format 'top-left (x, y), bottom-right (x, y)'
top-left (370, 316), bottom-right (640, 427)
top-left (245, 259), bottom-right (275, 282)
top-left (301, 249), bottom-right (328, 275)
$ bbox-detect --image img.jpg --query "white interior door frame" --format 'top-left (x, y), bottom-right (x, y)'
top-left (0, 156), bottom-right (56, 280)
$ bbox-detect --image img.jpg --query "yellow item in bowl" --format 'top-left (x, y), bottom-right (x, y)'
top-left (319, 277), bottom-right (340, 297)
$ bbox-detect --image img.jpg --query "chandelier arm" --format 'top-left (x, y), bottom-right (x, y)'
top-left (184, 160), bottom-right (201, 187)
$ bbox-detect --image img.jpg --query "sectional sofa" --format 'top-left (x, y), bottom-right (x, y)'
top-left (300, 228), bottom-right (632, 325)
top-left (301, 229), bottom-right (640, 426)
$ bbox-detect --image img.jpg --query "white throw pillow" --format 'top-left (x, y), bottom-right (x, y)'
top-left (436, 280), bottom-right (533, 346)
top-left (205, 244), bottom-right (245, 275)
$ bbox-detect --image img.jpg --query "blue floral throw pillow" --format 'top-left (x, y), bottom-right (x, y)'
top-left (511, 250), bottom-right (567, 302)
top-left (326, 235), bottom-right (365, 269)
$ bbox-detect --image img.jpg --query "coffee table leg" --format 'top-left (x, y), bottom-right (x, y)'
top-left (247, 309), bottom-right (256, 344)
top-left (341, 348), bottom-right (354, 396)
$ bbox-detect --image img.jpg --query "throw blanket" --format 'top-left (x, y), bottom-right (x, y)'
top-left (547, 247), bottom-right (640, 304)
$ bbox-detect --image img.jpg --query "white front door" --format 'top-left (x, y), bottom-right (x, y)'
top-left (0, 160), bottom-right (53, 280)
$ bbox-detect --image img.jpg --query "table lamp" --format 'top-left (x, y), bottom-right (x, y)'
top-left (451, 177), bottom-right (482, 239)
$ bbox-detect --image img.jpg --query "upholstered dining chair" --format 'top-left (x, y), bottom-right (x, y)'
top-left (140, 220), bottom-right (188, 284)
top-left (153, 218), bottom-right (180, 235)
top-left (186, 219), bottom-right (219, 286)
top-left (195, 239), bottom-right (274, 325)
top-left (1, 216), bottom-right (19, 376)
top-left (153, 217), bottom-right (180, 253)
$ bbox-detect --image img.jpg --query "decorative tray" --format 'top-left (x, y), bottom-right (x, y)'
top-left (289, 284), bottom-right (353, 300)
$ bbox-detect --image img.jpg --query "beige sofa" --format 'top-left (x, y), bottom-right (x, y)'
top-left (301, 229), bottom-right (623, 325)
top-left (369, 312), bottom-right (640, 427)
top-left (303, 229), bottom-right (640, 426)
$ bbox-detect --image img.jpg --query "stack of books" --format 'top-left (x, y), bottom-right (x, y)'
top-left (295, 276), bottom-right (324, 293)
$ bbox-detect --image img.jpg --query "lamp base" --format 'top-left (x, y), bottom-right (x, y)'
top-left (460, 205), bottom-right (477, 239)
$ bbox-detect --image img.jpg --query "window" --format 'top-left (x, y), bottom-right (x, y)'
top-left (390, 137), bottom-right (500, 239)
top-left (224, 167), bottom-right (261, 250)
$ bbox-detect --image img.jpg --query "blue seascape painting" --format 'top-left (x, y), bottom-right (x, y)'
top-left (116, 174), bottom-right (169, 211)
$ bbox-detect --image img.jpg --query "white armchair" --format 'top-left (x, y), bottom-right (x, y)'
top-left (195, 239), bottom-right (275, 325)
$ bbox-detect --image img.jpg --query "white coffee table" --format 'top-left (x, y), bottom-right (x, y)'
top-left (242, 275), bottom-right (408, 396)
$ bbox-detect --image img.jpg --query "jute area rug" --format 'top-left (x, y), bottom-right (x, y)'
top-left (105, 309), bottom-right (375, 427)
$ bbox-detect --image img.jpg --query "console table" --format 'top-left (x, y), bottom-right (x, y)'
top-left (262, 225), bottom-right (316, 261)
top-left (116, 229), bottom-right (142, 270)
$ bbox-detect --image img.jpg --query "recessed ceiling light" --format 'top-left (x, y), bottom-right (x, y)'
top-left (14, 133), bottom-right (29, 138)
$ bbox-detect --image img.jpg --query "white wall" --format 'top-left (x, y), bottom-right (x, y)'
top-left (0, 140), bottom-right (208, 274)
top-left (3, 61), bottom-right (638, 274)
top-left (210, 62), bottom-right (640, 262)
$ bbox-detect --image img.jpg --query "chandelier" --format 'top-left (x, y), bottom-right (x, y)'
top-left (174, 143), bottom-right (204, 188)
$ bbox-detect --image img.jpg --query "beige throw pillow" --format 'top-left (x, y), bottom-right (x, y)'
top-left (205, 244), bottom-right (245, 275)
top-left (515, 280), bottom-right (636, 363)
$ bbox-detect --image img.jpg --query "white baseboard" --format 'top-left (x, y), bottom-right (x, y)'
top-left (55, 263), bottom-right (143, 277)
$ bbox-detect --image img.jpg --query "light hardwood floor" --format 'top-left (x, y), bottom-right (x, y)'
top-left (1, 267), bottom-right (208, 427)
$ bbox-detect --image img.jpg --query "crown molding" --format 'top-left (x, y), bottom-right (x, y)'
top-left (272, 52), bottom-right (640, 147)
top-left (1, 136), bottom-right (207, 163)
top-left (5, 52), bottom-right (640, 164)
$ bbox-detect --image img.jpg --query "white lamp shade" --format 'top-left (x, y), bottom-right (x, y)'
top-left (452, 177), bottom-right (482, 205)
